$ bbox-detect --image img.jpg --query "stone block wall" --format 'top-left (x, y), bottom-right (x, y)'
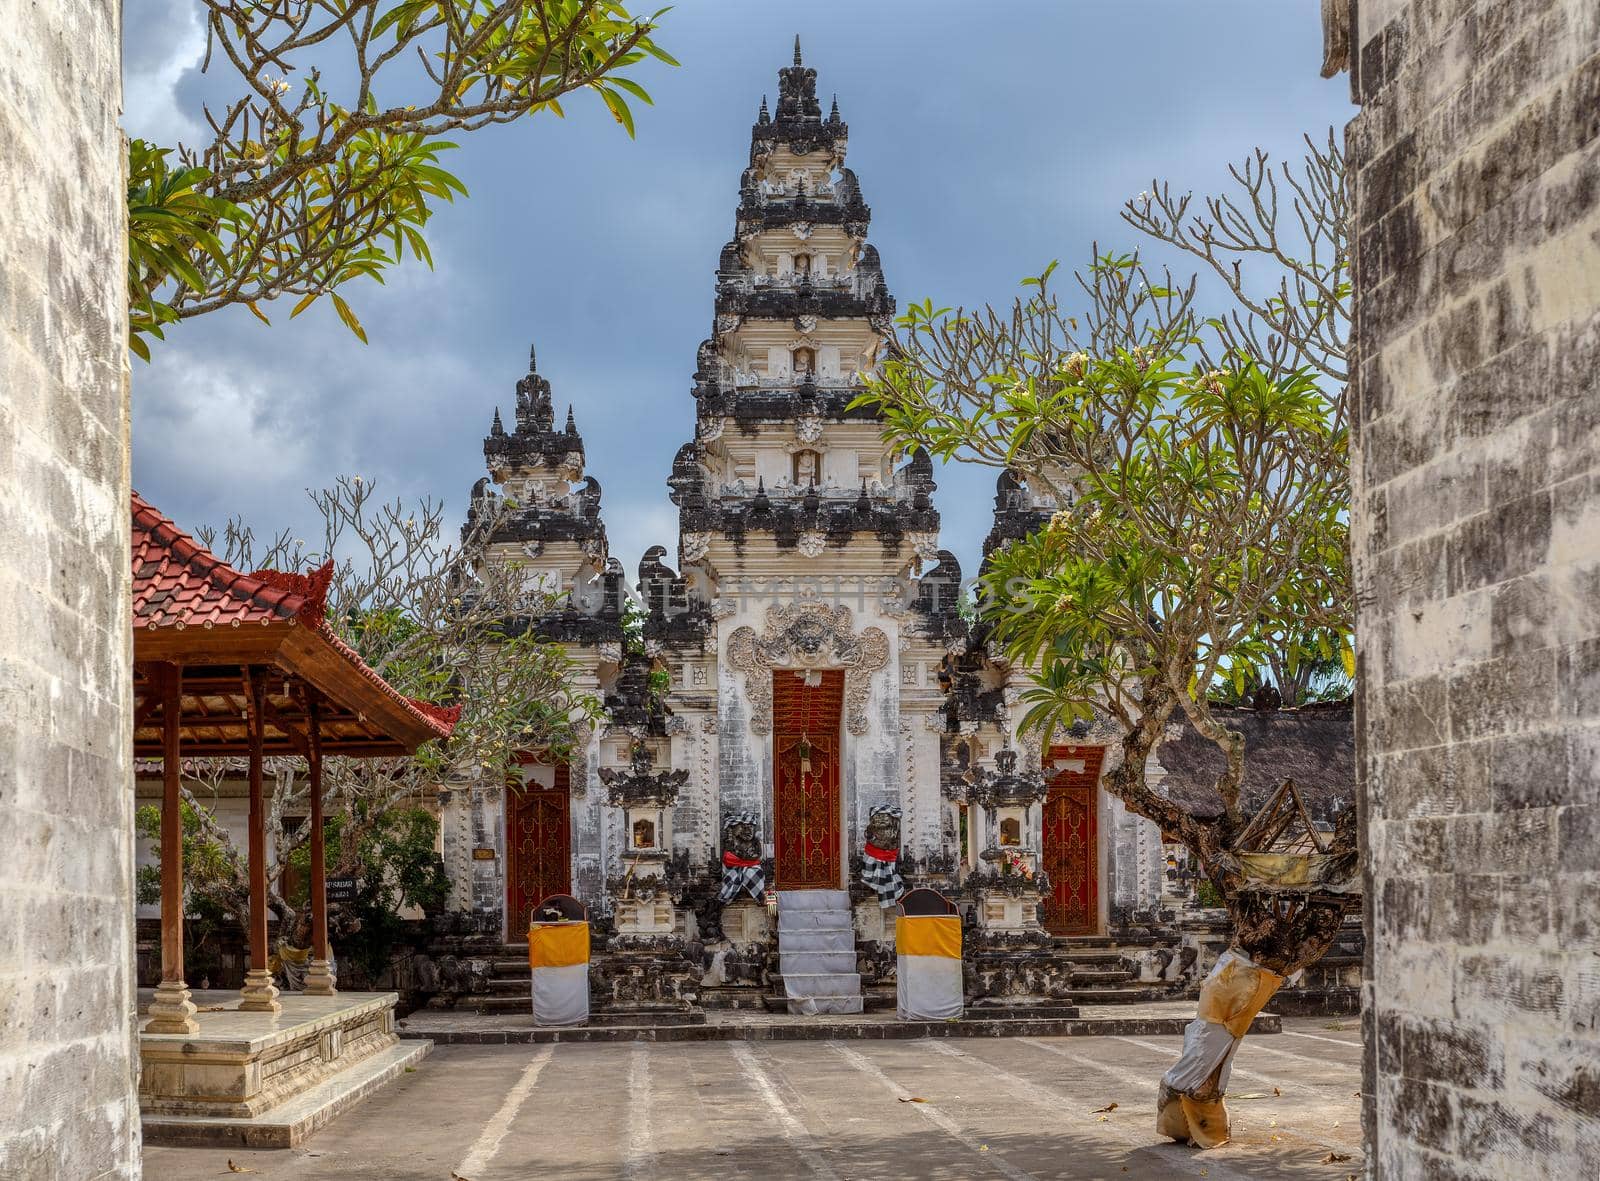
top-left (0, 1), bottom-right (138, 1177)
top-left (1346, 0), bottom-right (1600, 1173)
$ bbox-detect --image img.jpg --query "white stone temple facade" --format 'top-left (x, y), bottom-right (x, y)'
top-left (438, 46), bottom-right (1167, 969)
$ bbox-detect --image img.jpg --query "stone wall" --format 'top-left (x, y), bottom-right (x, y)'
top-left (1346, 0), bottom-right (1600, 1173)
top-left (0, 0), bottom-right (139, 1177)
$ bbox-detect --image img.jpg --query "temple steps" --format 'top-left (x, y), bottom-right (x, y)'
top-left (774, 890), bottom-right (862, 1015)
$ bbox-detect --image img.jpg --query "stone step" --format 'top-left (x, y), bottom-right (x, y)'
top-left (1066, 987), bottom-right (1172, 1004)
top-left (776, 928), bottom-right (856, 952)
top-left (780, 950), bottom-right (857, 976)
top-left (777, 889), bottom-right (852, 911)
top-left (777, 909), bottom-right (853, 931)
top-left (778, 971), bottom-right (862, 999)
top-left (787, 995), bottom-right (864, 1016)
top-left (478, 995), bottom-right (532, 1013)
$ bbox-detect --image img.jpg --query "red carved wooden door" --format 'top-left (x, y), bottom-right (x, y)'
top-left (1042, 745), bottom-right (1105, 935)
top-left (772, 670), bottom-right (844, 890)
top-left (506, 762), bottom-right (571, 928)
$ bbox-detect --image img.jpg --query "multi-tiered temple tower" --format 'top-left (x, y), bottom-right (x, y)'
top-left (440, 45), bottom-right (1168, 1013)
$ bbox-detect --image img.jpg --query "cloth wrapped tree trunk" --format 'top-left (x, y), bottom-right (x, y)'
top-left (529, 920), bottom-right (591, 1027)
top-left (895, 914), bottom-right (964, 1021)
top-left (1157, 949), bottom-right (1284, 1148)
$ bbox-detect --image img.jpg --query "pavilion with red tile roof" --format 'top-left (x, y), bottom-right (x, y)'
top-left (131, 492), bottom-right (459, 1032)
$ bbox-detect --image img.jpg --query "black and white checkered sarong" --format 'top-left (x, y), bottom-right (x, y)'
top-left (719, 810), bottom-right (765, 902)
top-left (861, 806), bottom-right (905, 908)
top-left (720, 858), bottom-right (766, 903)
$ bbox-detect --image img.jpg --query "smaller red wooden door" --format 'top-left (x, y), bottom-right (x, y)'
top-left (1042, 745), bottom-right (1105, 936)
top-left (506, 763), bottom-right (571, 928)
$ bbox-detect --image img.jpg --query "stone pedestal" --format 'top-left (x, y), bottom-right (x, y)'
top-left (144, 980), bottom-right (200, 1035)
top-left (852, 898), bottom-right (895, 945)
top-left (614, 897), bottom-right (677, 937)
top-left (303, 959), bottom-right (338, 997)
top-left (239, 968), bottom-right (282, 1013)
top-left (721, 898), bottom-right (772, 946)
top-left (975, 889), bottom-right (1044, 935)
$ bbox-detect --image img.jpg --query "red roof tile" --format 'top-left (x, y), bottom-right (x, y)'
top-left (131, 492), bottom-right (457, 744)
top-left (132, 491), bottom-right (313, 631)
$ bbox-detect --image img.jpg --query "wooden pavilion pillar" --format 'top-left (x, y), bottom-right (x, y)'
top-left (144, 662), bottom-right (199, 1034)
top-left (303, 692), bottom-right (337, 996)
top-left (239, 667), bottom-right (282, 1013)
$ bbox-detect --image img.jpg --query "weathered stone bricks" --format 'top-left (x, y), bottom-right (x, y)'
top-left (0, 0), bottom-right (137, 1177)
top-left (1348, 0), bottom-right (1600, 1173)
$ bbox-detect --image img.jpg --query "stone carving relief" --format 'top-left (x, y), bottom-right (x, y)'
top-left (726, 603), bottom-right (890, 736)
top-left (680, 532), bottom-right (712, 563)
top-left (796, 530), bottom-right (826, 558)
top-left (795, 415), bottom-right (824, 444)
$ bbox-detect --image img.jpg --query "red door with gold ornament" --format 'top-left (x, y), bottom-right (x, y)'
top-left (505, 762), bottom-right (571, 929)
top-left (1041, 745), bottom-right (1105, 935)
top-left (772, 669), bottom-right (844, 890)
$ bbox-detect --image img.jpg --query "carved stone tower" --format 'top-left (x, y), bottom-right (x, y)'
top-left (662, 42), bottom-right (954, 900)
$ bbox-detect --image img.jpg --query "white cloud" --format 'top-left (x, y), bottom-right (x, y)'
top-left (122, 0), bottom-right (206, 145)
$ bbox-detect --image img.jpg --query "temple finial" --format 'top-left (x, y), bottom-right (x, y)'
top-left (491, 407), bottom-right (504, 436)
top-left (565, 404), bottom-right (577, 435)
top-left (758, 95), bottom-right (769, 124)
top-left (527, 342), bottom-right (537, 372)
top-left (793, 35), bottom-right (802, 66)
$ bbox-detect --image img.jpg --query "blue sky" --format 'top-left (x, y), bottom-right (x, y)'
top-left (125, 1), bottom-right (1351, 581)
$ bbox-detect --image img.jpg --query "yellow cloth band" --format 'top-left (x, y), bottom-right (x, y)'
top-left (1196, 955), bottom-right (1285, 1038)
top-left (896, 915), bottom-right (961, 960)
top-left (529, 922), bottom-right (590, 969)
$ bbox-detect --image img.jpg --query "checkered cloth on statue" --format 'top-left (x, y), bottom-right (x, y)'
top-left (860, 805), bottom-right (906, 909)
top-left (719, 811), bottom-right (765, 903)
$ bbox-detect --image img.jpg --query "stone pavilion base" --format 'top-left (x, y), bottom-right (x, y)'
top-left (137, 989), bottom-right (430, 1148)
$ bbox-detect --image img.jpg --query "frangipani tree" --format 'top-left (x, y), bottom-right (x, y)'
top-left (861, 134), bottom-right (1354, 1148)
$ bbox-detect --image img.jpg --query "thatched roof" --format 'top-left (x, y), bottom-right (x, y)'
top-left (1156, 701), bottom-right (1354, 823)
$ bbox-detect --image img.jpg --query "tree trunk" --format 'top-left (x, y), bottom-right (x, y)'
top-left (1157, 891), bottom-right (1353, 1148)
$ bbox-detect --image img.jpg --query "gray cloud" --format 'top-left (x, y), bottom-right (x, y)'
top-left (125, 0), bottom-right (1352, 581)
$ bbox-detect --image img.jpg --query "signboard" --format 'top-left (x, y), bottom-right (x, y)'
top-left (325, 877), bottom-right (359, 903)
top-left (472, 847), bottom-right (497, 861)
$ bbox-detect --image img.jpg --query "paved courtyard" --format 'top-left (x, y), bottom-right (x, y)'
top-left (144, 1018), bottom-right (1364, 1180)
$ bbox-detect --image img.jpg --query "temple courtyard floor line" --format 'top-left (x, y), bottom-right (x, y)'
top-left (143, 1017), bottom-right (1364, 1180)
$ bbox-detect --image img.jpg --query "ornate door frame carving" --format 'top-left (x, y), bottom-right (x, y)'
top-left (726, 603), bottom-right (890, 736)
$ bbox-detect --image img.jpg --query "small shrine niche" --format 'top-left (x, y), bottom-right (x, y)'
top-left (598, 741), bottom-right (689, 935)
top-left (792, 346), bottom-right (815, 376)
top-left (630, 813), bottom-right (660, 852)
top-left (998, 813), bottom-right (1023, 847)
top-left (793, 449), bottom-right (821, 486)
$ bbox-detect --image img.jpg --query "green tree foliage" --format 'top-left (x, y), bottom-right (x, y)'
top-left (861, 135), bottom-right (1355, 976)
top-left (126, 0), bottom-right (676, 357)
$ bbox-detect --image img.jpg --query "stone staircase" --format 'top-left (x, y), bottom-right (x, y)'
top-left (480, 943), bottom-right (533, 1014)
top-left (773, 889), bottom-right (863, 1015)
